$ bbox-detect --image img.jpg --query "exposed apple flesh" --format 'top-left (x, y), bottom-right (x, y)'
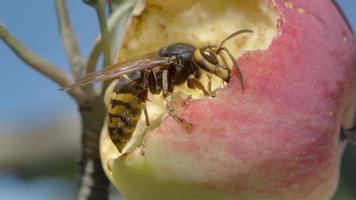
top-left (100, 0), bottom-right (356, 199)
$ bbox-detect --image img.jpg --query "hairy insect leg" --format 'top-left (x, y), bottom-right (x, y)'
top-left (162, 69), bottom-right (192, 131)
top-left (187, 74), bottom-right (215, 97)
top-left (143, 69), bottom-right (151, 88)
top-left (141, 102), bottom-right (150, 126)
top-left (165, 96), bottom-right (193, 131)
top-left (162, 69), bottom-right (169, 97)
top-left (140, 70), bottom-right (151, 127)
top-left (206, 73), bottom-right (217, 97)
top-left (341, 126), bottom-right (356, 144)
top-left (207, 73), bottom-right (212, 91)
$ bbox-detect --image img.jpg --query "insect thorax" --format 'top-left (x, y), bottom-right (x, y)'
top-left (159, 43), bottom-right (199, 85)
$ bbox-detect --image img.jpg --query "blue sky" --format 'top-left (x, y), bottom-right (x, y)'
top-left (0, 1), bottom-right (98, 131)
top-left (0, 1), bottom-right (355, 133)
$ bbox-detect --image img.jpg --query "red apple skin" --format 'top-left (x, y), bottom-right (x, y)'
top-left (113, 0), bottom-right (356, 199)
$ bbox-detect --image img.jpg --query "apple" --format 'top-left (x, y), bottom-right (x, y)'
top-left (100, 0), bottom-right (356, 199)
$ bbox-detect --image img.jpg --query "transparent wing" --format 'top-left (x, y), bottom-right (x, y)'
top-left (60, 55), bottom-right (174, 92)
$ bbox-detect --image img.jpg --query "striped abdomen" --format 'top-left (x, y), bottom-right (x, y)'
top-left (107, 72), bottom-right (147, 152)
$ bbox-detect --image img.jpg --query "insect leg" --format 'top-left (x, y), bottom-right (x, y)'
top-left (152, 68), bottom-right (160, 92)
top-left (141, 102), bottom-right (150, 126)
top-left (162, 69), bottom-right (169, 97)
top-left (165, 96), bottom-right (193, 131)
top-left (187, 74), bottom-right (215, 97)
top-left (141, 69), bottom-right (151, 126)
top-left (143, 69), bottom-right (151, 88)
top-left (340, 126), bottom-right (356, 144)
top-left (206, 73), bottom-right (214, 95)
top-left (162, 69), bottom-right (192, 131)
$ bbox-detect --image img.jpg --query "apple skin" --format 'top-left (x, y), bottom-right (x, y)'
top-left (108, 0), bottom-right (356, 199)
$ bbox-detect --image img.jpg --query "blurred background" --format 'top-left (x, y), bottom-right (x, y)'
top-left (0, 1), bottom-right (355, 200)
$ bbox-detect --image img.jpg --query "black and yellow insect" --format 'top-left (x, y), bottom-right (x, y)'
top-left (61, 29), bottom-right (253, 153)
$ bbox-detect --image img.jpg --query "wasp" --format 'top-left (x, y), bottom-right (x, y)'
top-left (61, 29), bottom-right (253, 152)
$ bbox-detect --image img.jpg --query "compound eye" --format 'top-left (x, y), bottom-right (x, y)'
top-left (200, 48), bottom-right (219, 65)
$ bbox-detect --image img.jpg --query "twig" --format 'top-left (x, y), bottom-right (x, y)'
top-left (55, 0), bottom-right (86, 80)
top-left (78, 98), bottom-right (108, 200)
top-left (76, 1), bottom-right (114, 200)
top-left (0, 24), bottom-right (87, 105)
top-left (86, 0), bottom-right (137, 74)
top-left (86, 41), bottom-right (102, 74)
top-left (96, 0), bottom-right (112, 68)
top-left (108, 0), bottom-right (113, 14)
top-left (82, 0), bottom-right (96, 7)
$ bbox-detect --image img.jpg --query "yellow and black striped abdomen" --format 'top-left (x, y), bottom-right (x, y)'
top-left (107, 72), bottom-right (147, 153)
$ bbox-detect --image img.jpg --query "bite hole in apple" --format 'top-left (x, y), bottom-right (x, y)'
top-left (102, 0), bottom-right (281, 159)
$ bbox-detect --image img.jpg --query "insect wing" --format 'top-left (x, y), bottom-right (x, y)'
top-left (60, 56), bottom-right (174, 91)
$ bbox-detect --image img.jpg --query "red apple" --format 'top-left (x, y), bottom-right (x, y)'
top-left (100, 0), bottom-right (356, 199)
